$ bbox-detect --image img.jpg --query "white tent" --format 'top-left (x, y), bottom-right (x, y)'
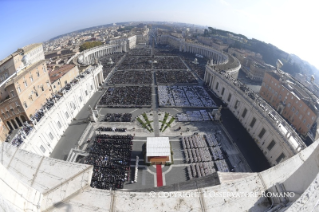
top-left (146, 137), bottom-right (170, 157)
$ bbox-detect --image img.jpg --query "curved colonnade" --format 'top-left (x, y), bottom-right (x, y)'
top-left (0, 36), bottom-right (318, 211)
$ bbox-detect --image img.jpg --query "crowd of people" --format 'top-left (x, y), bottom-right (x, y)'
top-left (99, 53), bottom-right (125, 79)
top-left (182, 132), bottom-right (230, 179)
top-left (97, 127), bottom-right (127, 132)
top-left (119, 56), bottom-right (152, 70)
top-left (179, 53), bottom-right (207, 80)
top-left (153, 57), bottom-right (186, 69)
top-left (98, 86), bottom-right (152, 107)
top-left (176, 110), bottom-right (212, 122)
top-left (128, 48), bottom-right (151, 56)
top-left (155, 70), bottom-right (197, 84)
top-left (82, 134), bottom-right (133, 190)
top-left (158, 85), bottom-right (216, 107)
top-left (103, 113), bottom-right (132, 122)
top-left (108, 71), bottom-right (152, 84)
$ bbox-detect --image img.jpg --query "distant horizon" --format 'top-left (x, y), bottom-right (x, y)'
top-left (1, 0), bottom-right (319, 70)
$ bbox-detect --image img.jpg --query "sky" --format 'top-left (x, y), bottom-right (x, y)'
top-left (1, 0), bottom-right (319, 68)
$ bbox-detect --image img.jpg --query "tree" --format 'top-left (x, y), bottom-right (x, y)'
top-left (79, 41), bottom-right (103, 52)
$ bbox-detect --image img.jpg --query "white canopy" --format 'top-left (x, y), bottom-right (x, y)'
top-left (146, 137), bottom-right (170, 157)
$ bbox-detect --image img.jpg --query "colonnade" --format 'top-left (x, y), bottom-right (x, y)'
top-left (6, 115), bottom-right (27, 130)
top-left (80, 42), bottom-right (127, 65)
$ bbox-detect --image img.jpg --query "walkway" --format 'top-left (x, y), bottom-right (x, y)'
top-left (156, 165), bottom-right (163, 187)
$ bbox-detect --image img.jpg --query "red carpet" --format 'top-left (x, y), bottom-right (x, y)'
top-left (156, 165), bottom-right (163, 187)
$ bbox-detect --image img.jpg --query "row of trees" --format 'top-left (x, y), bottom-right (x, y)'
top-left (79, 41), bottom-right (103, 52)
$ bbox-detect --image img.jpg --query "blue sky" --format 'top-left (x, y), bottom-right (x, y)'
top-left (1, 0), bottom-right (319, 68)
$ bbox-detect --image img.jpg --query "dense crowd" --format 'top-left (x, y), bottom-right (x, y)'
top-left (182, 132), bottom-right (230, 179)
top-left (155, 70), bottom-right (197, 84)
top-left (99, 53), bottom-right (125, 79)
top-left (103, 113), bottom-right (132, 122)
top-left (128, 48), bottom-right (151, 56)
top-left (98, 86), bottom-right (152, 107)
top-left (82, 134), bottom-right (133, 190)
top-left (179, 53), bottom-right (208, 80)
top-left (97, 127), bottom-right (127, 132)
top-left (176, 110), bottom-right (213, 122)
top-left (119, 56), bottom-right (152, 70)
top-left (158, 85), bottom-right (216, 107)
top-left (108, 71), bottom-right (152, 84)
top-left (153, 57), bottom-right (186, 69)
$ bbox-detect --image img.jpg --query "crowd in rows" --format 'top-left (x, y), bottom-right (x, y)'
top-left (108, 71), bottom-right (152, 84)
top-left (97, 127), bottom-right (127, 132)
top-left (102, 113), bottom-right (132, 122)
top-left (158, 86), bottom-right (216, 107)
top-left (119, 56), bottom-right (152, 70)
top-left (99, 53), bottom-right (125, 79)
top-left (82, 134), bottom-right (133, 190)
top-left (128, 48), bottom-right (151, 56)
top-left (155, 70), bottom-right (197, 84)
top-left (98, 86), bottom-right (152, 107)
top-left (181, 132), bottom-right (230, 179)
top-left (153, 57), bottom-right (186, 69)
top-left (176, 110), bottom-right (213, 122)
top-left (179, 53), bottom-right (207, 80)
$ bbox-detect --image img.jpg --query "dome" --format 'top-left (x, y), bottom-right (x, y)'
top-left (77, 55), bottom-right (84, 64)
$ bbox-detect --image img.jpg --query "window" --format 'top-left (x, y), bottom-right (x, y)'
top-left (91, 85), bottom-right (93, 90)
top-left (292, 107), bottom-right (295, 112)
top-left (35, 91), bottom-right (38, 97)
top-left (37, 72), bottom-right (40, 77)
top-left (30, 76), bottom-right (33, 82)
top-left (307, 112), bottom-right (310, 116)
top-left (24, 81), bottom-right (28, 87)
top-left (299, 115), bottom-right (302, 120)
top-left (57, 121), bottom-right (62, 129)
top-left (287, 103), bottom-right (291, 107)
top-left (48, 132), bottom-right (54, 140)
top-left (65, 112), bottom-right (69, 118)
top-left (85, 90), bottom-right (88, 96)
top-left (227, 93), bottom-right (231, 102)
top-left (43, 66), bottom-right (46, 72)
top-left (65, 80), bottom-right (67, 84)
top-left (24, 102), bottom-right (28, 108)
top-left (250, 118), bottom-right (256, 128)
top-left (242, 108), bottom-right (247, 118)
top-left (221, 88), bottom-right (225, 95)
top-left (17, 87), bottom-right (21, 93)
top-left (303, 119), bottom-right (306, 124)
top-left (234, 100), bottom-right (239, 109)
top-left (40, 145), bottom-right (46, 153)
top-left (267, 140), bottom-right (276, 151)
top-left (312, 116), bottom-right (315, 121)
top-left (279, 95), bottom-right (281, 100)
top-left (41, 86), bottom-right (44, 91)
top-left (258, 128), bottom-right (266, 139)
top-left (276, 153), bottom-right (286, 163)
top-left (79, 97), bottom-right (82, 102)
top-left (10, 90), bottom-right (14, 97)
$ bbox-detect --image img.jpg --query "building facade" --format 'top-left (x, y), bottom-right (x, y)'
top-left (260, 71), bottom-right (319, 136)
top-left (205, 65), bottom-right (306, 165)
top-left (49, 64), bottom-right (80, 93)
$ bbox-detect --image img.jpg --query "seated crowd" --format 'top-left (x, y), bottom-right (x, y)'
top-left (99, 53), bottom-right (125, 79)
top-left (103, 113), bottom-right (132, 122)
top-left (158, 85), bottom-right (216, 107)
top-left (108, 71), bottom-right (152, 84)
top-left (82, 134), bottom-right (133, 190)
top-left (155, 70), bottom-right (197, 84)
top-left (153, 57), bottom-right (186, 69)
top-left (128, 48), bottom-right (151, 56)
top-left (119, 56), bottom-right (152, 70)
top-left (98, 86), bottom-right (152, 107)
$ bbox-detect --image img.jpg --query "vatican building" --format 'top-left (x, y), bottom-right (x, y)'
top-left (0, 23), bottom-right (318, 212)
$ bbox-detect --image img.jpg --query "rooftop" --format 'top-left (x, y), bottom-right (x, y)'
top-left (49, 64), bottom-right (76, 83)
